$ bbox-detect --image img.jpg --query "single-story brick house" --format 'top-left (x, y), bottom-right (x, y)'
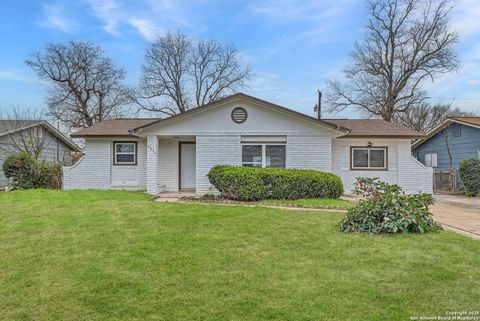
top-left (63, 93), bottom-right (432, 194)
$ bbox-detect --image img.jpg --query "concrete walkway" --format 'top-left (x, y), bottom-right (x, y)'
top-left (431, 195), bottom-right (480, 240)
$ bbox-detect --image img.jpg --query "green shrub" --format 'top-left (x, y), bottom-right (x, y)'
top-left (34, 161), bottom-right (63, 189)
top-left (264, 168), bottom-right (343, 199)
top-left (458, 159), bottom-right (480, 196)
top-left (207, 166), bottom-right (269, 201)
top-left (339, 177), bottom-right (440, 234)
top-left (1, 152), bottom-right (63, 190)
top-left (207, 165), bottom-right (344, 201)
top-left (2, 152), bottom-right (37, 189)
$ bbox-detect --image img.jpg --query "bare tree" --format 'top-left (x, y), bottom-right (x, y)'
top-left (25, 41), bottom-right (131, 130)
top-left (326, 0), bottom-right (459, 121)
top-left (134, 31), bottom-right (251, 116)
top-left (394, 102), bottom-right (476, 133)
top-left (192, 40), bottom-right (250, 107)
top-left (137, 32), bottom-right (192, 115)
top-left (0, 108), bottom-right (52, 159)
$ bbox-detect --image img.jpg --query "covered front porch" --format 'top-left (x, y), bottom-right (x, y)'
top-left (145, 134), bottom-right (242, 195)
top-left (146, 135), bottom-right (197, 194)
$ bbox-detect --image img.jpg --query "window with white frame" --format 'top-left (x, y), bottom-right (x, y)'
top-left (242, 144), bottom-right (286, 168)
top-left (114, 142), bottom-right (136, 165)
top-left (424, 153), bottom-right (438, 167)
top-left (351, 147), bottom-right (387, 170)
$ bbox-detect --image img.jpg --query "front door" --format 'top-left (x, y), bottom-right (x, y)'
top-left (180, 143), bottom-right (196, 190)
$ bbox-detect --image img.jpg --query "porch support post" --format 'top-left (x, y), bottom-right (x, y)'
top-left (146, 135), bottom-right (158, 194)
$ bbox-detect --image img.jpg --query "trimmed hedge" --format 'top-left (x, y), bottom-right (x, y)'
top-left (208, 165), bottom-right (344, 201)
top-left (458, 158), bottom-right (480, 196)
top-left (2, 152), bottom-right (63, 190)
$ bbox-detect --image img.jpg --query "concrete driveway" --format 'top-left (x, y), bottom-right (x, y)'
top-left (431, 195), bottom-right (480, 240)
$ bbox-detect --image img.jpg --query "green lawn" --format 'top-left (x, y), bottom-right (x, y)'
top-left (0, 190), bottom-right (479, 321)
top-left (262, 197), bottom-right (355, 208)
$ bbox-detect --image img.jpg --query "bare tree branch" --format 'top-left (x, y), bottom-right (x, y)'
top-left (132, 31), bottom-right (251, 117)
top-left (326, 0), bottom-right (459, 121)
top-left (393, 102), bottom-right (476, 133)
top-left (25, 41), bottom-right (131, 130)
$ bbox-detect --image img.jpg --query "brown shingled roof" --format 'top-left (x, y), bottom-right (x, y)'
top-left (69, 94), bottom-right (424, 139)
top-left (323, 119), bottom-right (425, 138)
top-left (451, 117), bottom-right (480, 127)
top-left (71, 118), bottom-right (159, 137)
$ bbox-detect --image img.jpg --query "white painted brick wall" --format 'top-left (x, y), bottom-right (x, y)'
top-left (196, 135), bottom-right (241, 193)
top-left (137, 140), bottom-right (147, 190)
top-left (146, 135), bottom-right (158, 194)
top-left (63, 138), bottom-right (147, 190)
top-left (398, 141), bottom-right (433, 194)
top-left (158, 138), bottom-right (179, 192)
top-left (64, 135), bottom-right (432, 196)
top-left (331, 139), bottom-right (432, 194)
top-left (286, 135), bottom-right (332, 171)
top-left (63, 138), bottom-right (112, 190)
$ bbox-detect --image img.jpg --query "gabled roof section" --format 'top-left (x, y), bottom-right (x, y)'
top-left (71, 118), bottom-right (159, 138)
top-left (131, 93), bottom-right (350, 134)
top-left (451, 117), bottom-right (480, 127)
top-left (0, 120), bottom-right (81, 152)
top-left (324, 119), bottom-right (425, 138)
top-left (0, 120), bottom-right (41, 135)
top-left (68, 93), bottom-right (425, 139)
top-left (412, 116), bottom-right (480, 150)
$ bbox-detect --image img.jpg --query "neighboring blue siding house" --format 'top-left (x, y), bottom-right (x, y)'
top-left (412, 117), bottom-right (480, 169)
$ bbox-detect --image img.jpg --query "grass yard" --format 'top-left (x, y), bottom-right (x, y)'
top-left (1, 190), bottom-right (479, 321)
top-left (262, 197), bottom-right (355, 208)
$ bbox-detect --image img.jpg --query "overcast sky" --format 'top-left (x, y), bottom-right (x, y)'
top-left (0, 0), bottom-right (479, 119)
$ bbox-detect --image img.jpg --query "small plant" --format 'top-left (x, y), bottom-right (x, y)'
top-left (458, 159), bottom-right (480, 197)
top-left (339, 177), bottom-right (440, 234)
top-left (207, 166), bottom-right (344, 201)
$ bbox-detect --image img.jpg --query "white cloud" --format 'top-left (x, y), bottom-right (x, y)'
top-left (0, 70), bottom-right (48, 85)
top-left (87, 0), bottom-right (122, 36)
top-left (451, 0), bottom-right (480, 38)
top-left (40, 2), bottom-right (73, 32)
top-left (250, 0), bottom-right (356, 23)
top-left (128, 18), bottom-right (163, 41)
top-left (86, 0), bottom-right (193, 39)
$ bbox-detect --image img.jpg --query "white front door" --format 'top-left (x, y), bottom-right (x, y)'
top-left (180, 143), bottom-right (196, 190)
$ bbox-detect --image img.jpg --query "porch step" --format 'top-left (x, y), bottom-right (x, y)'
top-left (155, 197), bottom-right (180, 202)
top-left (154, 191), bottom-right (197, 202)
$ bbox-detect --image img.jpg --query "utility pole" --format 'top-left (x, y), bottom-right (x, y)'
top-left (56, 121), bottom-right (60, 163)
top-left (313, 90), bottom-right (322, 119)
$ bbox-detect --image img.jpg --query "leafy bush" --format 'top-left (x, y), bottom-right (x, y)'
top-left (34, 161), bottom-right (63, 189)
top-left (207, 165), bottom-right (344, 201)
top-left (263, 168), bottom-right (343, 199)
top-left (458, 159), bottom-right (480, 196)
top-left (207, 166), bottom-right (269, 201)
top-left (339, 177), bottom-right (440, 234)
top-left (2, 152), bottom-right (63, 190)
top-left (2, 152), bottom-right (37, 189)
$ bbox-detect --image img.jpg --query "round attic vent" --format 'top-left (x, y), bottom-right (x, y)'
top-left (231, 107), bottom-right (248, 123)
